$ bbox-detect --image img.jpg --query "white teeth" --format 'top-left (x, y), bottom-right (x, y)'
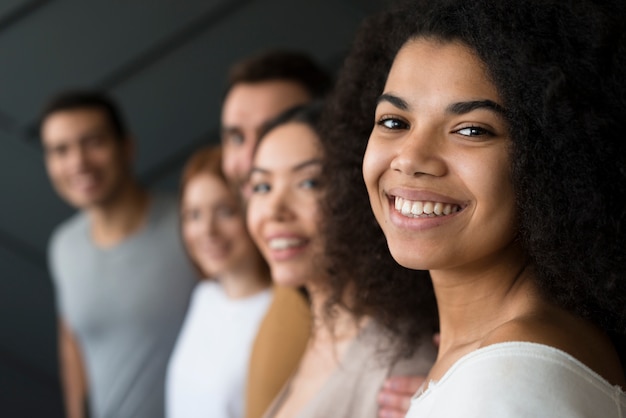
top-left (401, 200), bottom-right (412, 216)
top-left (393, 197), bottom-right (460, 218)
top-left (268, 238), bottom-right (305, 250)
top-left (410, 201), bottom-right (423, 216)
top-left (434, 202), bottom-right (443, 215)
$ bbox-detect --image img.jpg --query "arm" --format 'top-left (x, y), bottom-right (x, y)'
top-left (58, 320), bottom-right (87, 418)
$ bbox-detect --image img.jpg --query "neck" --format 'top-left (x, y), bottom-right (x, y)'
top-left (87, 181), bottom-right (149, 247)
top-left (432, 243), bottom-right (537, 353)
top-left (218, 254), bottom-right (271, 299)
top-left (306, 280), bottom-right (364, 344)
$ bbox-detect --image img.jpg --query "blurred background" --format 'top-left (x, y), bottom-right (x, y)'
top-left (0, 0), bottom-right (387, 415)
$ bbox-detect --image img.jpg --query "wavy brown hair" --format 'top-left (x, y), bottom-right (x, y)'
top-left (320, 11), bottom-right (439, 355)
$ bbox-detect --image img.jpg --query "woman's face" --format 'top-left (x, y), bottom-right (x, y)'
top-left (363, 38), bottom-right (517, 273)
top-left (181, 173), bottom-right (258, 277)
top-left (247, 122), bottom-right (324, 288)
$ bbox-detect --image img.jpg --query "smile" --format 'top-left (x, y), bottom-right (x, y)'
top-left (394, 196), bottom-right (461, 218)
top-left (268, 237), bottom-right (307, 250)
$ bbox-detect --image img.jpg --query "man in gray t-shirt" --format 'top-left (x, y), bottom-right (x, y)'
top-left (40, 90), bottom-right (197, 418)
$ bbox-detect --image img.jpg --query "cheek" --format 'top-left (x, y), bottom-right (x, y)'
top-left (181, 222), bottom-right (198, 248)
top-left (224, 219), bottom-right (248, 241)
top-left (45, 159), bottom-right (63, 182)
top-left (245, 202), bottom-right (263, 248)
top-left (221, 149), bottom-right (237, 177)
top-left (459, 153), bottom-right (517, 235)
top-left (362, 140), bottom-right (388, 200)
top-left (92, 146), bottom-right (116, 164)
top-left (240, 141), bottom-right (257, 174)
top-left (224, 142), bottom-right (255, 177)
top-left (303, 198), bottom-right (322, 237)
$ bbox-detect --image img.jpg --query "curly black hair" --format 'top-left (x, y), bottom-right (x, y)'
top-left (319, 9), bottom-right (438, 355)
top-left (320, 0), bottom-right (626, 349)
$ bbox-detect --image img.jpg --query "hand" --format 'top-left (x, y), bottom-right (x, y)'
top-left (433, 332), bottom-right (441, 348)
top-left (377, 375), bottom-right (426, 418)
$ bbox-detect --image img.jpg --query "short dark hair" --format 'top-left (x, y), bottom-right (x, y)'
top-left (257, 101), bottom-right (324, 148)
top-left (225, 50), bottom-right (332, 99)
top-left (39, 90), bottom-right (129, 141)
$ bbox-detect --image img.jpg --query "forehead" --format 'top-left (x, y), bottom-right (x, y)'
top-left (254, 122), bottom-right (322, 169)
top-left (41, 108), bottom-right (112, 144)
top-left (221, 80), bottom-right (311, 127)
top-left (183, 173), bottom-right (235, 205)
top-left (386, 38), bottom-right (499, 104)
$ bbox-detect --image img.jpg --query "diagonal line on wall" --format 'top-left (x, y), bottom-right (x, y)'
top-left (139, 129), bottom-right (220, 187)
top-left (0, 0), bottom-right (53, 33)
top-left (0, 228), bottom-right (47, 273)
top-left (22, 0), bottom-right (253, 142)
top-left (96, 0), bottom-right (253, 91)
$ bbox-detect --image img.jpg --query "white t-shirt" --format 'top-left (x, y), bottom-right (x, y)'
top-left (406, 341), bottom-right (626, 418)
top-left (166, 281), bottom-right (272, 418)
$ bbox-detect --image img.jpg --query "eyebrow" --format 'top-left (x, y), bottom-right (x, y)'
top-left (250, 158), bottom-right (323, 176)
top-left (377, 93), bottom-right (506, 116)
top-left (446, 100), bottom-right (505, 116)
top-left (377, 94), bottom-right (409, 110)
top-left (221, 126), bottom-right (241, 134)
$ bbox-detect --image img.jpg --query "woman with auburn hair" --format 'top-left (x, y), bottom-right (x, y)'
top-left (166, 145), bottom-right (272, 418)
top-left (322, 0), bottom-right (626, 416)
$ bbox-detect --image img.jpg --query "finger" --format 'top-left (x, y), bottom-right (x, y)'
top-left (377, 387), bottom-right (413, 413)
top-left (433, 332), bottom-right (441, 348)
top-left (383, 375), bottom-right (426, 394)
top-left (378, 405), bottom-right (410, 418)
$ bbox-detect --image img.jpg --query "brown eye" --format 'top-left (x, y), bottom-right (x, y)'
top-left (377, 117), bottom-right (409, 130)
top-left (224, 131), bottom-right (245, 145)
top-left (183, 209), bottom-right (200, 222)
top-left (251, 182), bottom-right (270, 194)
top-left (216, 206), bottom-right (237, 218)
top-left (455, 126), bottom-right (493, 138)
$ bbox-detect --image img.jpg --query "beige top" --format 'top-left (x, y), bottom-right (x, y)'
top-left (245, 286), bottom-right (312, 418)
top-left (262, 322), bottom-right (436, 418)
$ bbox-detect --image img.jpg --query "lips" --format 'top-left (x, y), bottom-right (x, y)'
top-left (68, 173), bottom-right (100, 192)
top-left (197, 241), bottom-right (231, 259)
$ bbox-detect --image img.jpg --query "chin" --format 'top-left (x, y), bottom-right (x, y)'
top-left (270, 269), bottom-right (306, 289)
top-left (388, 244), bottom-right (432, 271)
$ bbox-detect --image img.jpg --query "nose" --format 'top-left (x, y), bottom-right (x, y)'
top-left (239, 138), bottom-right (256, 180)
top-left (205, 214), bottom-right (219, 237)
top-left (390, 128), bottom-right (447, 177)
top-left (265, 185), bottom-right (294, 222)
top-left (67, 144), bottom-right (89, 172)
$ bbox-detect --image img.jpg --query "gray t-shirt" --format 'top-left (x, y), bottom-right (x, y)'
top-left (49, 194), bottom-right (197, 418)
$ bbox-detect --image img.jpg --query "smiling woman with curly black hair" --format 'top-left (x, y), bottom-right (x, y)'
top-left (320, 0), bottom-right (626, 415)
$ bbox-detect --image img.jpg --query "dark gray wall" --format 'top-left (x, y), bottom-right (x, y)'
top-left (0, 0), bottom-right (387, 415)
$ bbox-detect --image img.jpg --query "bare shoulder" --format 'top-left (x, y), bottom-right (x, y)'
top-left (481, 305), bottom-right (625, 387)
